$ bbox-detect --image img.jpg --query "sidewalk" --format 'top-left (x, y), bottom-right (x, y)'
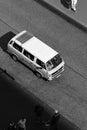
top-left (41, 0), bottom-right (87, 31)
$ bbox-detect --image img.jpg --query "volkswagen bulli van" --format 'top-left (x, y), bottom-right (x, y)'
top-left (7, 30), bottom-right (64, 80)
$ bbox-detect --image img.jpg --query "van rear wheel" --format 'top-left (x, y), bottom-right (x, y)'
top-left (12, 54), bottom-right (18, 62)
top-left (35, 72), bottom-right (42, 79)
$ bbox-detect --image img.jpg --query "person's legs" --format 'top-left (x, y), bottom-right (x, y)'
top-left (71, 0), bottom-right (77, 11)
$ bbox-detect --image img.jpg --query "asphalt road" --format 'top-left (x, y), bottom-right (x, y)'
top-left (0, 0), bottom-right (87, 130)
top-left (43, 0), bottom-right (87, 28)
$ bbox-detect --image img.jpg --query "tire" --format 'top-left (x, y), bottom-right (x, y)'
top-left (35, 72), bottom-right (42, 79)
top-left (12, 54), bottom-right (18, 62)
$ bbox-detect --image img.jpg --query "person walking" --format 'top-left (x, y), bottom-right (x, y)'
top-left (71, 0), bottom-right (78, 12)
top-left (16, 118), bottom-right (27, 130)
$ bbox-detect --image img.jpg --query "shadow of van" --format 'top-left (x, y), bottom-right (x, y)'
top-left (0, 31), bottom-right (16, 52)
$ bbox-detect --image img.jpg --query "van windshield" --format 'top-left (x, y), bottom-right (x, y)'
top-left (46, 54), bottom-right (62, 71)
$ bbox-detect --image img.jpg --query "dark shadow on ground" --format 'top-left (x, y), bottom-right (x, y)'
top-left (0, 67), bottom-right (15, 80)
top-left (0, 69), bottom-right (81, 130)
top-left (0, 31), bottom-right (16, 52)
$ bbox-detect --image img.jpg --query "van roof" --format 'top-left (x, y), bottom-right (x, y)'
top-left (13, 31), bottom-right (58, 63)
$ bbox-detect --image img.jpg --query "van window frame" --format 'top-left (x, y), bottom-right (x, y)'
top-left (23, 49), bottom-right (34, 61)
top-left (36, 59), bottom-right (46, 69)
top-left (9, 40), bottom-right (13, 45)
top-left (13, 42), bottom-right (22, 52)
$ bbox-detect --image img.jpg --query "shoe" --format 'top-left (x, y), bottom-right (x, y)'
top-left (71, 7), bottom-right (76, 12)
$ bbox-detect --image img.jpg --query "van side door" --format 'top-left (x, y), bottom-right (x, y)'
top-left (35, 59), bottom-right (48, 78)
top-left (22, 49), bottom-right (35, 69)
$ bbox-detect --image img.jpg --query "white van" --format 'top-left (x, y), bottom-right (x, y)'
top-left (7, 30), bottom-right (64, 80)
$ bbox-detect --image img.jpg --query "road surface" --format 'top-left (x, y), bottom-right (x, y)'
top-left (0, 0), bottom-right (87, 130)
top-left (42, 0), bottom-right (87, 29)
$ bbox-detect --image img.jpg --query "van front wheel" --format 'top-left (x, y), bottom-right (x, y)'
top-left (35, 72), bottom-right (42, 79)
top-left (12, 54), bottom-right (18, 62)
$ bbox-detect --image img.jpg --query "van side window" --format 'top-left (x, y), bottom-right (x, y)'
top-left (36, 59), bottom-right (46, 69)
top-left (13, 42), bottom-right (22, 52)
top-left (23, 50), bottom-right (34, 61)
top-left (9, 40), bottom-right (13, 45)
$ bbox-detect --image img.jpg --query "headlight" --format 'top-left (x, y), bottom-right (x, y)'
top-left (48, 74), bottom-right (52, 80)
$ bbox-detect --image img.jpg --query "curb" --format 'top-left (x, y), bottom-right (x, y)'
top-left (35, 0), bottom-right (87, 32)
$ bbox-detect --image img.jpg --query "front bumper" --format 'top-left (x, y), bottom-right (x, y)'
top-left (48, 66), bottom-right (64, 80)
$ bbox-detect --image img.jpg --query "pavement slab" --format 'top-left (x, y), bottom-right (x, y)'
top-left (41, 0), bottom-right (87, 30)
